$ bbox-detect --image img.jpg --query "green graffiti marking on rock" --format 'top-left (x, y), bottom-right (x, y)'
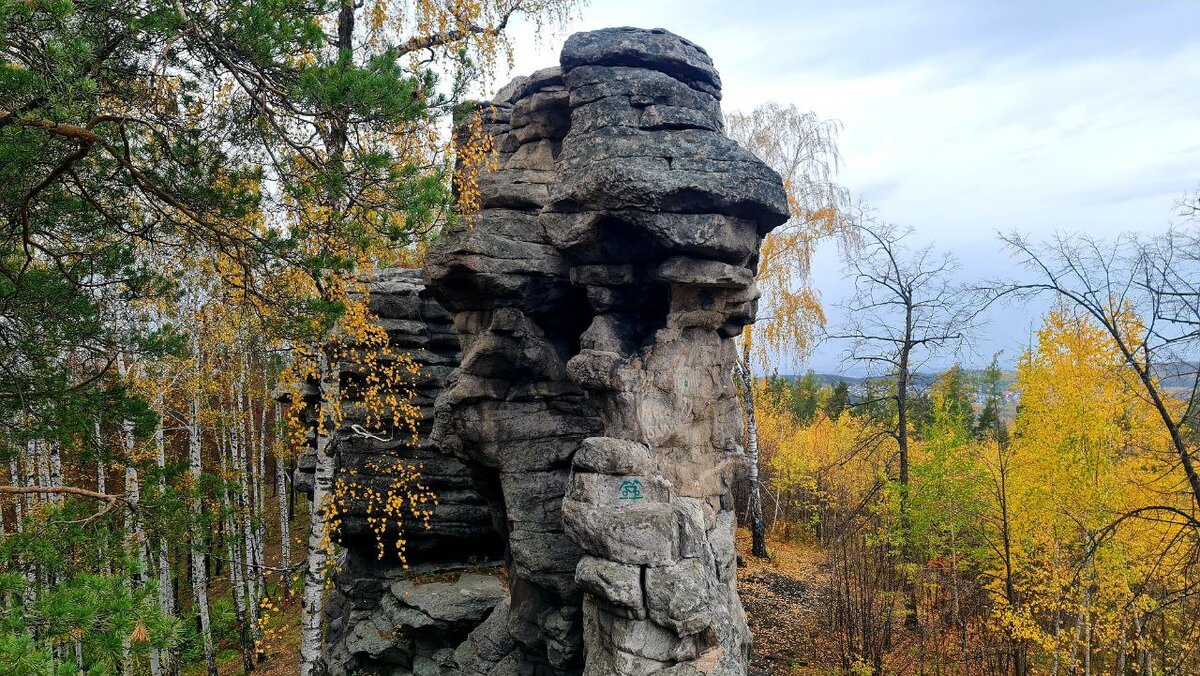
top-left (619, 479), bottom-right (644, 500)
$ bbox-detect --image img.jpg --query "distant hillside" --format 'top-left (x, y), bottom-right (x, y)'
top-left (780, 369), bottom-right (1017, 395)
top-left (777, 369), bottom-right (1020, 420)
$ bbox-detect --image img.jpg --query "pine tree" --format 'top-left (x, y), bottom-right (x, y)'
top-left (825, 380), bottom-right (850, 420)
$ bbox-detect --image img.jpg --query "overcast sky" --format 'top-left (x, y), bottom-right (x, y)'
top-left (494, 1), bottom-right (1200, 373)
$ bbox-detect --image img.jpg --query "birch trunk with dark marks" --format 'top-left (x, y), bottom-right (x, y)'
top-left (116, 352), bottom-right (145, 674)
top-left (274, 403), bottom-right (291, 574)
top-left (736, 354), bottom-right (769, 559)
top-left (153, 392), bottom-right (177, 675)
top-left (188, 348), bottom-right (218, 676)
top-left (47, 441), bottom-right (62, 507)
top-left (220, 427), bottom-right (254, 674)
top-left (299, 348), bottom-right (339, 676)
top-left (9, 459), bottom-right (20, 527)
top-left (233, 363), bottom-right (262, 644)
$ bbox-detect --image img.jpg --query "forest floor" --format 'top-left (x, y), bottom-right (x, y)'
top-left (180, 588), bottom-right (304, 676)
top-left (181, 497), bottom-right (308, 676)
top-left (736, 528), bottom-right (835, 676)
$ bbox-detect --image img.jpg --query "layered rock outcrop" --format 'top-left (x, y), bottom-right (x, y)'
top-left (318, 26), bottom-right (787, 676)
top-left (422, 26), bottom-right (788, 675)
top-left (301, 270), bottom-right (507, 674)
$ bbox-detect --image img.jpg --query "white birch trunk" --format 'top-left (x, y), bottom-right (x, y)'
top-left (300, 350), bottom-right (338, 676)
top-left (254, 377), bottom-right (268, 599)
top-left (8, 459), bottom-right (19, 528)
top-left (735, 357), bottom-right (768, 559)
top-left (96, 419), bottom-right (107, 495)
top-left (12, 455), bottom-right (36, 609)
top-left (34, 440), bottom-right (49, 500)
top-left (21, 445), bottom-right (34, 513)
top-left (220, 428), bottom-right (254, 673)
top-left (219, 432), bottom-right (247, 621)
top-left (116, 353), bottom-right (143, 675)
top-left (233, 367), bottom-right (262, 640)
top-left (96, 419), bottom-right (112, 575)
top-left (188, 366), bottom-right (218, 676)
top-left (155, 393), bottom-right (173, 612)
top-left (152, 392), bottom-right (175, 676)
top-left (120, 423), bottom-right (145, 567)
top-left (123, 425), bottom-right (143, 675)
top-left (47, 441), bottom-right (62, 506)
top-left (275, 404), bottom-right (291, 574)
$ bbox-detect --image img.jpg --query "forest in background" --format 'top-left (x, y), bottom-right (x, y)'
top-left (739, 220), bottom-right (1200, 675)
top-left (4, 1), bottom-right (1200, 675)
top-left (0, 1), bottom-right (580, 673)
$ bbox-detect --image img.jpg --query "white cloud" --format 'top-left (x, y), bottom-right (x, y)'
top-left (494, 1), bottom-right (1200, 371)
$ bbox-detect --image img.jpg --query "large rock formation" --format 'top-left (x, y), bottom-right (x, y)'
top-left (318, 26), bottom-right (787, 676)
top-left (422, 26), bottom-right (788, 675)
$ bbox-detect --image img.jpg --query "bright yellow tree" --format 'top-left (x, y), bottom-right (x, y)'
top-left (984, 304), bottom-right (1188, 673)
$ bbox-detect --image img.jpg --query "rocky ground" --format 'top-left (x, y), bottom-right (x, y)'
top-left (187, 527), bottom-right (830, 675)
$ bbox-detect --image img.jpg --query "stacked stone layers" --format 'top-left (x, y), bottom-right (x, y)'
top-left (427, 63), bottom-right (601, 674)
top-left (306, 269), bottom-right (506, 674)
top-left (426, 26), bottom-right (788, 676)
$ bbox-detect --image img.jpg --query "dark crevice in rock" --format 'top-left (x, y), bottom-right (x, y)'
top-left (527, 283), bottom-right (593, 369)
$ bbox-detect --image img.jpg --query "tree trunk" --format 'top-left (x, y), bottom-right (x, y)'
top-left (299, 1), bottom-right (355, 670)
top-left (47, 441), bottom-right (63, 507)
top-left (300, 348), bottom-right (340, 676)
top-left (116, 353), bottom-right (144, 675)
top-left (188, 365), bottom-right (218, 676)
top-left (12, 454), bottom-right (36, 609)
top-left (153, 392), bottom-right (177, 676)
top-left (289, 457), bottom-right (296, 523)
top-left (233, 365), bottom-right (263, 648)
top-left (1135, 614), bottom-right (1152, 676)
top-left (735, 354), bottom-right (769, 559)
top-left (125, 444), bottom-right (144, 675)
top-left (35, 440), bottom-right (50, 503)
top-left (897, 338), bottom-right (919, 630)
top-left (221, 426), bottom-right (255, 674)
top-left (9, 459), bottom-right (21, 527)
top-left (252, 374), bottom-right (268, 606)
top-left (275, 403), bottom-right (292, 577)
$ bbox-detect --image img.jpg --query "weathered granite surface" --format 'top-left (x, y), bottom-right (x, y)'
top-left (421, 26), bottom-right (787, 676)
top-left (316, 26), bottom-right (786, 676)
top-left (306, 269), bottom-right (507, 675)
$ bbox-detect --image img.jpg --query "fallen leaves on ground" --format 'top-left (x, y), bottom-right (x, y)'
top-left (737, 528), bottom-right (837, 675)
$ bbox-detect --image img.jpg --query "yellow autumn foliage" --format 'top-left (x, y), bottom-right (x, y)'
top-left (979, 304), bottom-right (1192, 669)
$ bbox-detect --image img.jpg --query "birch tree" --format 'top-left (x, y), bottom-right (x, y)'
top-left (727, 103), bottom-right (855, 558)
top-left (274, 403), bottom-right (293, 577)
top-left (187, 331), bottom-right (218, 676)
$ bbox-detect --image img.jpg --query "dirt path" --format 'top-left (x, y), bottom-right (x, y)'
top-left (737, 529), bottom-right (834, 675)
